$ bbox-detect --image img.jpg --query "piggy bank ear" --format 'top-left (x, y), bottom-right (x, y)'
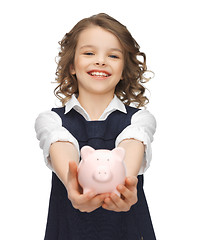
top-left (111, 147), bottom-right (125, 161)
top-left (81, 146), bottom-right (95, 160)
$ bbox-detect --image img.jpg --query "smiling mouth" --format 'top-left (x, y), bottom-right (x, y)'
top-left (87, 71), bottom-right (111, 77)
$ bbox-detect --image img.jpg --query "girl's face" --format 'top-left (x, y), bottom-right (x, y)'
top-left (71, 26), bottom-right (124, 97)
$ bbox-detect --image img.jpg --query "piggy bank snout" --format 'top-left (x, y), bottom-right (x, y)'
top-left (93, 165), bottom-right (112, 182)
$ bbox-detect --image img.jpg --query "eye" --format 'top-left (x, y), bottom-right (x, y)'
top-left (97, 158), bottom-right (99, 161)
top-left (84, 52), bottom-right (94, 56)
top-left (107, 158), bottom-right (110, 161)
top-left (109, 55), bottom-right (119, 59)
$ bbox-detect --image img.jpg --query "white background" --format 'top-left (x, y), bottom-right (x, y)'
top-left (0, 0), bottom-right (196, 239)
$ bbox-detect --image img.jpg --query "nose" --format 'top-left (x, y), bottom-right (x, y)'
top-left (95, 61), bottom-right (105, 66)
top-left (93, 166), bottom-right (112, 182)
top-left (95, 55), bottom-right (106, 66)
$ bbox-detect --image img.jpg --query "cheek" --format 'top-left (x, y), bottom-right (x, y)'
top-left (113, 59), bottom-right (124, 73)
top-left (116, 64), bottom-right (124, 77)
top-left (74, 58), bottom-right (88, 74)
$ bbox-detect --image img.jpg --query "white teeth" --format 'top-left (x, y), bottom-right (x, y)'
top-left (89, 72), bottom-right (109, 77)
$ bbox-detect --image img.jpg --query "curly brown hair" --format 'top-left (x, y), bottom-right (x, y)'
top-left (54, 13), bottom-right (153, 108)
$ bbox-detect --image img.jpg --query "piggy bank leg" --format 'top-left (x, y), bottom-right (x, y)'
top-left (112, 189), bottom-right (121, 197)
top-left (83, 188), bottom-right (92, 195)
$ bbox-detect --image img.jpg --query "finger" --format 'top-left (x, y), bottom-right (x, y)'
top-left (117, 184), bottom-right (132, 200)
top-left (110, 193), bottom-right (127, 210)
top-left (117, 184), bottom-right (138, 207)
top-left (81, 192), bottom-right (108, 204)
top-left (69, 191), bottom-right (94, 210)
top-left (91, 193), bottom-right (109, 205)
top-left (125, 176), bottom-right (138, 190)
top-left (87, 193), bottom-right (109, 210)
top-left (75, 192), bottom-right (107, 209)
top-left (102, 196), bottom-right (118, 211)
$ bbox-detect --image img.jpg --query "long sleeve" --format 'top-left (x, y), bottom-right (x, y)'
top-left (35, 111), bottom-right (80, 170)
top-left (115, 109), bottom-right (157, 174)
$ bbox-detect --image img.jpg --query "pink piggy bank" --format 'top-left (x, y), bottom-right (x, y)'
top-left (77, 146), bottom-right (126, 196)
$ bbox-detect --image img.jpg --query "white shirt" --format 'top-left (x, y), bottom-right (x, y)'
top-left (35, 95), bottom-right (156, 175)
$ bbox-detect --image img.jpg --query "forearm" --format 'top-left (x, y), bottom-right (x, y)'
top-left (50, 141), bottom-right (79, 188)
top-left (118, 139), bottom-right (145, 177)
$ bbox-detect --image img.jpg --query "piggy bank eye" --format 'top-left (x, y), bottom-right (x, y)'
top-left (97, 158), bottom-right (99, 161)
top-left (107, 159), bottom-right (110, 161)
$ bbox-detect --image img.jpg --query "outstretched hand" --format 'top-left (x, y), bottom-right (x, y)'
top-left (102, 176), bottom-right (138, 212)
top-left (66, 161), bottom-right (109, 213)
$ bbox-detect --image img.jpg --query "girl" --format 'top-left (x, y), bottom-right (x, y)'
top-left (35, 13), bottom-right (157, 240)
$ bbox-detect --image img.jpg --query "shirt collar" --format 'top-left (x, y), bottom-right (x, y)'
top-left (64, 94), bottom-right (127, 121)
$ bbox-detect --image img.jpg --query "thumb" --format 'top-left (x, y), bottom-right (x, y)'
top-left (68, 161), bottom-right (78, 181)
top-left (67, 161), bottom-right (82, 195)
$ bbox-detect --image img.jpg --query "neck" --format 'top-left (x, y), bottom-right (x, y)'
top-left (77, 92), bottom-right (114, 120)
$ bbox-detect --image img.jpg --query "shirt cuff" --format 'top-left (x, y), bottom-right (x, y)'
top-left (35, 110), bottom-right (80, 170)
top-left (115, 109), bottom-right (156, 174)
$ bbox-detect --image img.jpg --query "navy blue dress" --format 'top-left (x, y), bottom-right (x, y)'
top-left (44, 106), bottom-right (156, 240)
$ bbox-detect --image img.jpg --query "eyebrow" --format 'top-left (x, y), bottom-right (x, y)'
top-left (80, 45), bottom-right (123, 53)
